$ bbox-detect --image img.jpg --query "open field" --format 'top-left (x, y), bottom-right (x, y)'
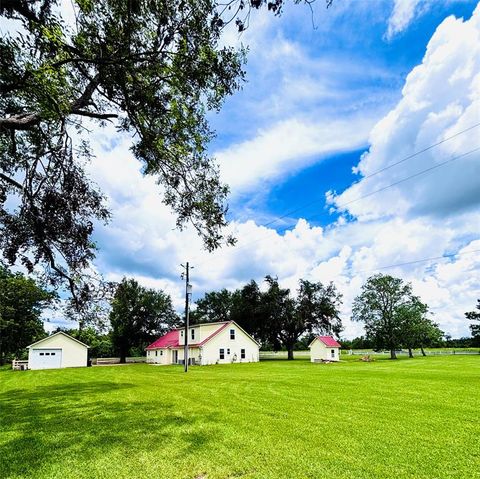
top-left (1, 356), bottom-right (479, 479)
top-left (259, 348), bottom-right (480, 360)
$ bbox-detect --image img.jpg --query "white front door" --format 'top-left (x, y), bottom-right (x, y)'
top-left (32, 349), bottom-right (62, 369)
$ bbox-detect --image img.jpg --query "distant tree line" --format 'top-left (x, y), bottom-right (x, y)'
top-left (1, 263), bottom-right (480, 363)
top-left (190, 276), bottom-right (343, 360)
top-left (0, 263), bottom-right (55, 365)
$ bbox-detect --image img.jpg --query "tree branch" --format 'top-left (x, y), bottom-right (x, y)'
top-left (0, 75), bottom-right (107, 130)
top-left (0, 0), bottom-right (40, 24)
top-left (0, 172), bottom-right (24, 191)
top-left (71, 110), bottom-right (118, 120)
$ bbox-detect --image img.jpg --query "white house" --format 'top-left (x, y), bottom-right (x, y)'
top-left (146, 320), bottom-right (260, 365)
top-left (27, 332), bottom-right (89, 370)
top-left (309, 336), bottom-right (341, 362)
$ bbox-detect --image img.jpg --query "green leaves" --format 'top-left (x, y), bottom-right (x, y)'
top-left (109, 277), bottom-right (179, 361)
top-left (352, 274), bottom-right (437, 357)
top-left (0, 263), bottom-right (56, 363)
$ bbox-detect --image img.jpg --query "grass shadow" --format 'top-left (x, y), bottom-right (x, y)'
top-left (0, 381), bottom-right (221, 478)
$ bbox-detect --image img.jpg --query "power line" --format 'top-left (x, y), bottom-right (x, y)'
top-left (260, 122), bottom-right (480, 229)
top-left (334, 145), bottom-right (480, 210)
top-left (351, 248), bottom-right (480, 275)
top-left (207, 145), bottom-right (480, 260)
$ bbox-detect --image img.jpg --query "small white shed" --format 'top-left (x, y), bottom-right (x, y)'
top-left (27, 332), bottom-right (89, 370)
top-left (309, 336), bottom-right (341, 362)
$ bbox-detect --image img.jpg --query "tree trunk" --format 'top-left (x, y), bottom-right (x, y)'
top-left (420, 346), bottom-right (426, 356)
top-left (119, 346), bottom-right (127, 364)
top-left (287, 347), bottom-right (294, 360)
top-left (408, 348), bottom-right (413, 358)
top-left (390, 349), bottom-right (397, 360)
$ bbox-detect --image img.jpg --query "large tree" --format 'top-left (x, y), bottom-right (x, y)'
top-left (352, 274), bottom-right (431, 360)
top-left (0, 0), bottom-right (331, 313)
top-left (465, 299), bottom-right (480, 346)
top-left (230, 280), bottom-right (265, 338)
top-left (259, 276), bottom-right (342, 360)
top-left (398, 299), bottom-right (443, 357)
top-left (191, 288), bottom-right (237, 324)
top-left (109, 277), bottom-right (179, 362)
top-left (0, 263), bottom-right (55, 364)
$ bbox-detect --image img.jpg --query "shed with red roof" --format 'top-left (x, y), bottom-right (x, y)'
top-left (308, 336), bottom-right (341, 362)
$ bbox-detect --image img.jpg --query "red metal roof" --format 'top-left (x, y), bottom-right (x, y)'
top-left (145, 321), bottom-right (233, 350)
top-left (146, 330), bottom-right (179, 350)
top-left (317, 336), bottom-right (341, 347)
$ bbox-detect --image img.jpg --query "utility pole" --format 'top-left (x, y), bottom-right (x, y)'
top-left (181, 262), bottom-right (192, 372)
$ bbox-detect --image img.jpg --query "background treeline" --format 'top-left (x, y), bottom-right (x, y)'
top-left (190, 276), bottom-right (343, 359)
top-left (2, 263), bottom-right (480, 364)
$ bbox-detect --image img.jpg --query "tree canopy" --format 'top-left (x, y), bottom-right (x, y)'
top-left (109, 277), bottom-right (179, 362)
top-left (0, 0), bottom-right (331, 315)
top-left (352, 274), bottom-right (439, 359)
top-left (397, 298), bottom-right (443, 357)
top-left (0, 263), bottom-right (56, 364)
top-left (465, 299), bottom-right (480, 346)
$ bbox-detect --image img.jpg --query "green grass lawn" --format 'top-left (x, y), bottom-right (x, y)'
top-left (1, 356), bottom-right (479, 479)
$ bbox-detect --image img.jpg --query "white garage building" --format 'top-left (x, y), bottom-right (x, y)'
top-left (28, 332), bottom-right (89, 370)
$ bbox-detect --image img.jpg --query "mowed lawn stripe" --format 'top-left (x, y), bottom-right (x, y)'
top-left (0, 356), bottom-right (479, 479)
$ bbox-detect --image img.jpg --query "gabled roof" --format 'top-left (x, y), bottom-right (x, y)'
top-left (308, 335), bottom-right (341, 348)
top-left (145, 320), bottom-right (260, 350)
top-left (197, 321), bottom-right (231, 346)
top-left (27, 331), bottom-right (89, 348)
top-left (146, 330), bottom-right (179, 350)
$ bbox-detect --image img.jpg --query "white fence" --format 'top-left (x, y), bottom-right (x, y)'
top-left (94, 357), bottom-right (147, 365)
top-left (12, 360), bottom-right (29, 370)
top-left (347, 349), bottom-right (480, 356)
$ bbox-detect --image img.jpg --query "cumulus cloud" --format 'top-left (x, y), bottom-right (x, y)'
top-left (38, 2), bottom-right (480, 340)
top-left (332, 4), bottom-right (480, 221)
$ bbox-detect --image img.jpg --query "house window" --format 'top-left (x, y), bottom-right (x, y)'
top-left (45, 353), bottom-right (50, 356)
top-left (230, 329), bottom-right (235, 340)
top-left (181, 330), bottom-right (184, 337)
top-left (191, 328), bottom-right (195, 340)
top-left (331, 349), bottom-right (335, 358)
top-left (155, 350), bottom-right (158, 357)
top-left (40, 352), bottom-right (44, 356)
top-left (241, 349), bottom-right (245, 359)
top-left (51, 353), bottom-right (55, 356)
top-left (160, 350), bottom-right (163, 356)
top-left (219, 348), bottom-right (225, 360)
top-left (227, 348), bottom-right (230, 355)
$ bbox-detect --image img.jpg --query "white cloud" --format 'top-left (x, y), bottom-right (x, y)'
top-left (35, 2), bottom-right (480, 341)
top-left (386, 0), bottom-right (427, 40)
top-left (216, 115), bottom-right (375, 195)
top-left (332, 4), bottom-right (480, 221)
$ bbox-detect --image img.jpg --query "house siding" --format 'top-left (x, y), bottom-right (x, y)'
top-left (199, 325), bottom-right (259, 365)
top-left (177, 323), bottom-right (223, 347)
top-left (309, 339), bottom-right (340, 362)
top-left (28, 334), bottom-right (88, 369)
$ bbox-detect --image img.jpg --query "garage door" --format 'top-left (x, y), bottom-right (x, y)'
top-left (31, 349), bottom-right (62, 369)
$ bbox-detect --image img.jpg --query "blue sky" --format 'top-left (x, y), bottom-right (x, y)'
top-left (211, 0), bottom-right (478, 228)
top-left (16, 0), bottom-right (478, 337)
